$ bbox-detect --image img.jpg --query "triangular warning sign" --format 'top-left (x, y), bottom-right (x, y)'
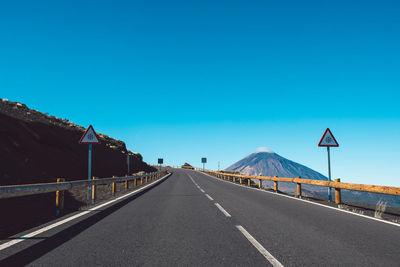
top-left (79, 125), bottom-right (101, 144)
top-left (318, 128), bottom-right (339, 147)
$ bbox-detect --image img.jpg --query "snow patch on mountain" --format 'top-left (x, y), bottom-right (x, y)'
top-left (256, 147), bottom-right (274, 153)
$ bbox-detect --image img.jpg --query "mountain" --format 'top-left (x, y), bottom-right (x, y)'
top-left (226, 148), bottom-right (400, 209)
top-left (226, 149), bottom-right (328, 180)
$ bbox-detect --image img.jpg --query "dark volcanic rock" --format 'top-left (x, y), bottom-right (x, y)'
top-left (0, 99), bottom-right (155, 185)
top-left (0, 99), bottom-right (156, 238)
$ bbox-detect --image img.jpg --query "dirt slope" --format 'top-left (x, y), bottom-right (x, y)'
top-left (0, 99), bottom-right (155, 185)
top-left (0, 99), bottom-right (156, 238)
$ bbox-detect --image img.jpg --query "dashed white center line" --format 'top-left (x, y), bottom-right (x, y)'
top-left (214, 203), bottom-right (231, 217)
top-left (205, 194), bottom-right (214, 201)
top-left (188, 174), bottom-right (207, 194)
top-left (188, 171), bottom-right (283, 266)
top-left (236, 225), bottom-right (284, 267)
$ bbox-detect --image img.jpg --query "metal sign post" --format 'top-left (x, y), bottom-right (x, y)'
top-left (318, 128), bottom-right (339, 202)
top-left (158, 158), bottom-right (163, 171)
top-left (88, 144), bottom-right (93, 200)
top-left (79, 125), bottom-right (101, 201)
top-left (327, 146), bottom-right (331, 201)
top-left (201, 157), bottom-right (207, 171)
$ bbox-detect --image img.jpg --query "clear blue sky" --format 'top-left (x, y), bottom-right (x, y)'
top-left (1, 1), bottom-right (400, 186)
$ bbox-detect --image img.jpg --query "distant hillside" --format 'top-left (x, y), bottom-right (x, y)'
top-left (226, 150), bottom-right (328, 180)
top-left (226, 148), bottom-right (400, 208)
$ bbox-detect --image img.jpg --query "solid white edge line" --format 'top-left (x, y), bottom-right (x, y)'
top-left (214, 203), bottom-right (231, 217)
top-left (200, 189), bottom-right (205, 193)
top-left (0, 173), bottom-right (172, 251)
top-left (236, 225), bottom-right (284, 267)
top-left (205, 194), bottom-right (214, 201)
top-left (198, 171), bottom-right (400, 228)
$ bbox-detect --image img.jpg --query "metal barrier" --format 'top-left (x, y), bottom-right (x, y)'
top-left (0, 171), bottom-right (167, 215)
top-left (202, 170), bottom-right (400, 204)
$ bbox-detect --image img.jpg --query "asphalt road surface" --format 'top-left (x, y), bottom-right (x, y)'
top-left (1, 168), bottom-right (399, 266)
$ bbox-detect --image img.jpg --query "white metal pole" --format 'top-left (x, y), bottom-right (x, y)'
top-left (327, 146), bottom-right (332, 202)
top-left (88, 144), bottom-right (92, 201)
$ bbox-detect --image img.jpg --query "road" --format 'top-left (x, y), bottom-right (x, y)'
top-left (1, 168), bottom-right (399, 266)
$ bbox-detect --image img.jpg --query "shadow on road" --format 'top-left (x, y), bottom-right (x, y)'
top-left (0, 176), bottom-right (169, 266)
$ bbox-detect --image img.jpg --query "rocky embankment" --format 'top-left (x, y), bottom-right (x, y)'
top-left (0, 99), bottom-right (156, 238)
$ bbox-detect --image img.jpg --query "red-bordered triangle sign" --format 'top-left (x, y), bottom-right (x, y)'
top-left (318, 128), bottom-right (339, 147)
top-left (79, 125), bottom-right (101, 144)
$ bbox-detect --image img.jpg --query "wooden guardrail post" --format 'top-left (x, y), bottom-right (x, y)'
top-left (134, 178), bottom-right (137, 187)
top-left (56, 178), bottom-right (65, 216)
top-left (112, 176), bottom-right (116, 195)
top-left (141, 177), bottom-right (143, 185)
top-left (125, 175), bottom-right (129, 190)
top-left (248, 178), bottom-right (251, 187)
top-left (296, 176), bottom-right (301, 198)
top-left (240, 177), bottom-right (242, 184)
top-left (335, 178), bottom-right (341, 204)
top-left (233, 176), bottom-right (236, 183)
top-left (91, 176), bottom-right (97, 203)
top-left (259, 179), bottom-right (262, 189)
top-left (145, 175), bottom-right (148, 184)
top-left (274, 176), bottom-right (278, 192)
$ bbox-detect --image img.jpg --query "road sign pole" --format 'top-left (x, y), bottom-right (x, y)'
top-left (88, 144), bottom-right (92, 201)
top-left (127, 154), bottom-right (130, 175)
top-left (327, 146), bottom-right (332, 202)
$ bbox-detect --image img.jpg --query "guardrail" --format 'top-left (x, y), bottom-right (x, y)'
top-left (0, 171), bottom-right (167, 215)
top-left (201, 170), bottom-right (400, 204)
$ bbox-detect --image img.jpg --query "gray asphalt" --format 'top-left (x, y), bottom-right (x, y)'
top-left (1, 168), bottom-right (400, 266)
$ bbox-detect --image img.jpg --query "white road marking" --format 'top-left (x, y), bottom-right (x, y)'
top-left (205, 194), bottom-right (214, 201)
top-left (0, 173), bottom-right (172, 251)
top-left (214, 203), bottom-right (231, 217)
top-left (188, 174), bottom-right (206, 194)
top-left (198, 171), bottom-right (400, 228)
top-left (236, 225), bottom-right (284, 267)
